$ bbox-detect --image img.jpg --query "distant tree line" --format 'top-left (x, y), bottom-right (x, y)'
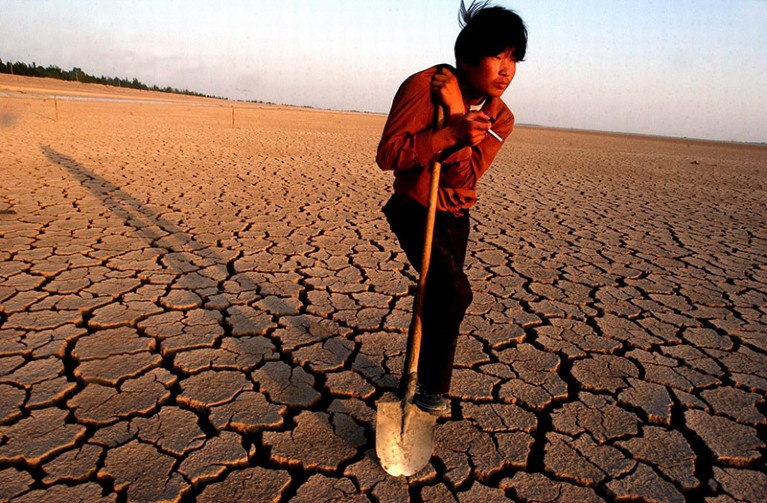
top-left (0, 57), bottom-right (222, 99)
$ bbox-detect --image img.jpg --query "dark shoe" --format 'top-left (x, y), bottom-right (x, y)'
top-left (414, 384), bottom-right (450, 416)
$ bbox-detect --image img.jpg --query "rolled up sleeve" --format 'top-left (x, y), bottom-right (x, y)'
top-left (376, 71), bottom-right (435, 172)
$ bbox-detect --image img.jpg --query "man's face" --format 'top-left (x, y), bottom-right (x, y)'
top-left (461, 49), bottom-right (517, 100)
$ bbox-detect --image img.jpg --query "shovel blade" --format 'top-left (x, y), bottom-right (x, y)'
top-left (375, 399), bottom-right (436, 477)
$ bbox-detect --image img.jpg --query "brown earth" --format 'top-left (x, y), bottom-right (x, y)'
top-left (1, 75), bottom-right (765, 502)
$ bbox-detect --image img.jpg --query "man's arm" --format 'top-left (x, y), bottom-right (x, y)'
top-left (439, 102), bottom-right (514, 196)
top-left (376, 71), bottom-right (436, 172)
top-left (376, 67), bottom-right (494, 173)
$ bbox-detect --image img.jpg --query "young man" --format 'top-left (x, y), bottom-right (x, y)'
top-left (376, 2), bottom-right (527, 415)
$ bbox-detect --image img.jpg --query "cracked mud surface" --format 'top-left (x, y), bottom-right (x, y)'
top-left (1, 80), bottom-right (766, 502)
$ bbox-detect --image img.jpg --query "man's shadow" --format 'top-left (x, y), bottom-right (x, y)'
top-left (41, 144), bottom-right (404, 465)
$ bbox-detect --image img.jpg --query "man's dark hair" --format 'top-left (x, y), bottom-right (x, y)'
top-left (455, 1), bottom-right (527, 65)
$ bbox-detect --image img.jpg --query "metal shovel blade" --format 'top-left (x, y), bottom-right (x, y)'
top-left (375, 398), bottom-right (436, 477)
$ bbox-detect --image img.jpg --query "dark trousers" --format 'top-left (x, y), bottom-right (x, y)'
top-left (383, 194), bottom-right (473, 394)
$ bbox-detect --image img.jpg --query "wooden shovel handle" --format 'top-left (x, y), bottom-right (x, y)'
top-left (401, 103), bottom-right (446, 400)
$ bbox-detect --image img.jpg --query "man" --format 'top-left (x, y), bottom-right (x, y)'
top-left (376, 1), bottom-right (527, 415)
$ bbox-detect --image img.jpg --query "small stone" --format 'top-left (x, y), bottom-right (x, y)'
top-left (173, 335), bottom-right (278, 374)
top-left (685, 409), bottom-right (763, 465)
top-left (88, 420), bottom-right (135, 448)
top-left (0, 355), bottom-right (25, 377)
top-left (177, 431), bottom-right (249, 484)
top-left (325, 371), bottom-right (376, 400)
top-left (536, 318), bottom-right (621, 358)
top-left (462, 402), bottom-right (537, 433)
top-left (293, 474), bottom-right (366, 502)
top-left (69, 368), bottom-right (175, 426)
top-left (253, 361), bottom-right (321, 408)
top-left (209, 391), bottom-right (286, 433)
top-left (292, 337), bottom-right (355, 372)
top-left (700, 386), bottom-right (766, 425)
top-left (617, 378), bottom-right (674, 425)
top-left (264, 410), bottom-right (365, 471)
top-left (571, 354), bottom-right (639, 393)
top-left (437, 419), bottom-right (533, 484)
top-left (256, 295), bottom-right (302, 316)
top-left (543, 432), bottom-right (635, 486)
top-left (140, 309), bottom-right (224, 355)
top-left (421, 483), bottom-right (459, 502)
top-left (449, 367), bottom-right (499, 401)
top-left (713, 466), bottom-right (767, 503)
top-left (177, 370), bottom-right (251, 409)
top-left (28, 375), bottom-right (77, 409)
top-left (272, 314), bottom-right (349, 351)
top-left (456, 481), bottom-right (509, 502)
top-left (75, 352), bottom-right (162, 386)
top-left (0, 383), bottom-right (25, 424)
top-left (72, 326), bottom-right (154, 360)
top-left (4, 309), bottom-right (81, 331)
top-left (343, 449), bottom-right (394, 492)
top-left (224, 305), bottom-right (275, 336)
top-left (42, 444), bottom-right (102, 484)
top-left (551, 393), bottom-right (639, 444)
top-left (159, 288), bottom-right (202, 310)
top-left (454, 335), bottom-right (492, 367)
top-left (11, 482), bottom-right (116, 502)
top-left (89, 301), bottom-right (162, 329)
top-left (617, 426), bottom-right (698, 491)
top-left (100, 440), bottom-right (187, 502)
top-left (606, 463), bottom-right (684, 503)
top-left (129, 406), bottom-right (206, 456)
top-left (197, 466), bottom-right (291, 502)
top-left (0, 467), bottom-right (35, 500)
top-left (501, 472), bottom-right (604, 502)
top-left (683, 327), bottom-right (734, 350)
top-left (496, 343), bottom-right (568, 410)
top-left (0, 408), bottom-right (87, 464)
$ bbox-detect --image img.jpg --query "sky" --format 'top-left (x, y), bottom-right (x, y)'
top-left (1, 0), bottom-right (766, 142)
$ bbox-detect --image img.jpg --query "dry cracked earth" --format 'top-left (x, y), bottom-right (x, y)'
top-left (0, 95), bottom-right (766, 502)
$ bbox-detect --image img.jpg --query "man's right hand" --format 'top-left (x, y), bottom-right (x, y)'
top-left (448, 111), bottom-right (492, 147)
top-left (431, 111), bottom-right (493, 156)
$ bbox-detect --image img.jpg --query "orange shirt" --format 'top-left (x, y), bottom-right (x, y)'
top-left (376, 65), bottom-right (514, 215)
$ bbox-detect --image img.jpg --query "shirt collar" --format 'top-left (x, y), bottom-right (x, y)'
top-left (468, 98), bottom-right (486, 112)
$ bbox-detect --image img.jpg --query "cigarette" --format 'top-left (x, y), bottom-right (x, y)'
top-left (487, 129), bottom-right (503, 142)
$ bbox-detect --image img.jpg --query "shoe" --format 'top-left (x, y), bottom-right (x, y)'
top-left (414, 384), bottom-right (450, 416)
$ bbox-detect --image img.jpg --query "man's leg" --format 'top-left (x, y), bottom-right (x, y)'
top-left (417, 211), bottom-right (472, 395)
top-left (383, 194), bottom-right (473, 395)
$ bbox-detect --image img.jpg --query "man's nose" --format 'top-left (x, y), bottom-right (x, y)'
top-left (500, 59), bottom-right (514, 77)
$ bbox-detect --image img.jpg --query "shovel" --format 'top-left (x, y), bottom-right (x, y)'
top-left (376, 104), bottom-right (446, 477)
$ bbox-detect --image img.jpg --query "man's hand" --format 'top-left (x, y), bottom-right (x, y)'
top-left (448, 111), bottom-right (492, 146)
top-left (431, 111), bottom-right (492, 155)
top-left (430, 67), bottom-right (466, 117)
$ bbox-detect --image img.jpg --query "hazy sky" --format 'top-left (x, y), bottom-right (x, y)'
top-left (2, 0), bottom-right (766, 142)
